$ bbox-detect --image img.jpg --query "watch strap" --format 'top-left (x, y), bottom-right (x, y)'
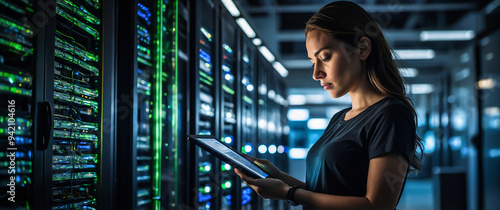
top-left (286, 186), bottom-right (300, 206)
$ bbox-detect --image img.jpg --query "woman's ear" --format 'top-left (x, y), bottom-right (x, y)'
top-left (358, 37), bottom-right (371, 61)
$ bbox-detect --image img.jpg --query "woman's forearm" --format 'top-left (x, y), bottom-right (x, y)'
top-left (278, 171), bottom-right (305, 188)
top-left (293, 188), bottom-right (382, 210)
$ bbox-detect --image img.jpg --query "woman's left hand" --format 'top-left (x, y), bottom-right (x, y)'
top-left (234, 168), bottom-right (290, 200)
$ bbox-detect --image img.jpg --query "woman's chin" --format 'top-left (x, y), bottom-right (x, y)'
top-left (328, 90), bottom-right (347, 99)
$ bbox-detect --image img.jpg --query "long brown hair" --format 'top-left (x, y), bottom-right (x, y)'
top-left (305, 1), bottom-right (423, 171)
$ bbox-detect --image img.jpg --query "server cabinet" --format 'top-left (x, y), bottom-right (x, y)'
top-left (162, 0), bottom-right (189, 209)
top-left (0, 1), bottom-right (37, 208)
top-left (256, 54), bottom-right (277, 209)
top-left (479, 28), bottom-right (500, 210)
top-left (446, 45), bottom-right (478, 210)
top-left (256, 54), bottom-right (289, 210)
top-left (116, 0), bottom-right (163, 209)
top-left (274, 79), bottom-right (289, 183)
top-left (218, 5), bottom-right (240, 210)
top-left (273, 78), bottom-right (289, 210)
top-left (1, 0), bottom-right (115, 209)
top-left (47, 0), bottom-right (115, 209)
top-left (184, 1), bottom-right (290, 209)
top-left (238, 28), bottom-right (258, 210)
top-left (187, 0), bottom-right (220, 208)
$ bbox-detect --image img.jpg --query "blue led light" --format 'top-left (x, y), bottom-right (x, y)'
top-left (199, 49), bottom-right (211, 63)
top-left (244, 143), bottom-right (253, 153)
top-left (224, 136), bottom-right (233, 144)
top-left (242, 188), bottom-right (252, 205)
top-left (198, 193), bottom-right (212, 203)
top-left (222, 64), bottom-right (230, 73)
top-left (242, 188), bottom-right (252, 194)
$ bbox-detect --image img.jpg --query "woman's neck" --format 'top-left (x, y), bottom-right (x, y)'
top-left (348, 77), bottom-right (386, 111)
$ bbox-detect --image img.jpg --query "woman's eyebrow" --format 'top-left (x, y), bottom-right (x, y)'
top-left (308, 47), bottom-right (328, 60)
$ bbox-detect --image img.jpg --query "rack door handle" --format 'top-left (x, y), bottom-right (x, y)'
top-left (37, 101), bottom-right (53, 150)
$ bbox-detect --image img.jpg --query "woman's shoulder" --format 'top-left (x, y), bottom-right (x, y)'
top-left (373, 97), bottom-right (412, 115)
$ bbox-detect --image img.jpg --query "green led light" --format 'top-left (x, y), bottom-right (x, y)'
top-left (200, 27), bottom-right (212, 42)
top-left (0, 37), bottom-right (34, 55)
top-left (199, 70), bottom-right (214, 82)
top-left (0, 0), bottom-right (26, 14)
top-left (200, 186), bottom-right (211, 194)
top-left (55, 36), bottom-right (98, 62)
top-left (221, 181), bottom-right (232, 190)
top-left (152, 1), bottom-right (164, 209)
top-left (75, 0), bottom-right (98, 9)
top-left (171, 0), bottom-right (181, 207)
top-left (0, 16), bottom-right (32, 36)
top-left (137, 58), bottom-right (153, 67)
top-left (243, 96), bottom-right (253, 104)
top-left (222, 84), bottom-right (235, 95)
top-left (222, 43), bottom-right (232, 54)
top-left (221, 163), bottom-right (231, 171)
top-left (199, 77), bottom-right (212, 86)
top-left (0, 128), bottom-right (4, 134)
top-left (57, 0), bottom-right (100, 25)
top-left (55, 7), bottom-right (99, 38)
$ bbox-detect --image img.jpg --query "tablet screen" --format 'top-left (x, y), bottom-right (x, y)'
top-left (189, 135), bottom-right (269, 179)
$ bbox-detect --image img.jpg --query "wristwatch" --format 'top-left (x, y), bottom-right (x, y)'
top-left (286, 186), bottom-right (300, 206)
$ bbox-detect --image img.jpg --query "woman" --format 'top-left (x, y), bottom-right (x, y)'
top-left (234, 1), bottom-right (423, 209)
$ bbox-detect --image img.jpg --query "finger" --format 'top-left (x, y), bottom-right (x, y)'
top-left (234, 168), bottom-right (249, 181)
top-left (234, 169), bottom-right (258, 185)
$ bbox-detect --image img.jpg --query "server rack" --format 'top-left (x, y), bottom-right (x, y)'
top-left (1, 0), bottom-right (115, 209)
top-left (256, 54), bottom-right (272, 209)
top-left (161, 0), bottom-right (189, 209)
top-left (256, 54), bottom-right (289, 209)
top-left (185, 1), bottom-right (289, 209)
top-left (218, 5), bottom-right (240, 209)
top-left (479, 28), bottom-right (500, 210)
top-left (116, 0), bottom-right (162, 209)
top-left (50, 0), bottom-right (116, 209)
top-left (50, 0), bottom-right (103, 207)
top-left (187, 0), bottom-right (220, 208)
top-left (272, 78), bottom-right (289, 181)
top-left (0, 0), bottom-right (37, 208)
top-left (238, 27), bottom-right (258, 210)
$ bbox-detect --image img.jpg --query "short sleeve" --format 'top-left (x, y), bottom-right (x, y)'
top-left (366, 103), bottom-right (414, 161)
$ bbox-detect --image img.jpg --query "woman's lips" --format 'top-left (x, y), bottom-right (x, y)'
top-left (321, 83), bottom-right (332, 90)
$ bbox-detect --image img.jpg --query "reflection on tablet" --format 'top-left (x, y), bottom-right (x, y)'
top-left (189, 135), bottom-right (269, 179)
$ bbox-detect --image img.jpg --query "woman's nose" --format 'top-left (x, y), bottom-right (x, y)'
top-left (312, 65), bottom-right (325, 80)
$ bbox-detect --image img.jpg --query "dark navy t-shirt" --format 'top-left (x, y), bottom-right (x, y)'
top-left (305, 97), bottom-right (414, 203)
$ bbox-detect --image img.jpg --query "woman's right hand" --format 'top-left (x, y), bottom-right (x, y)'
top-left (241, 154), bottom-right (284, 179)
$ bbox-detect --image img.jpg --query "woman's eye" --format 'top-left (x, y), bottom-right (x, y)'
top-left (321, 56), bottom-right (331, 62)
